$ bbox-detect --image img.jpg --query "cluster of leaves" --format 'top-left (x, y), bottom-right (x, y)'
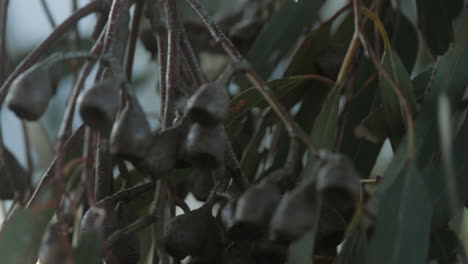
top-left (0, 0), bottom-right (468, 263)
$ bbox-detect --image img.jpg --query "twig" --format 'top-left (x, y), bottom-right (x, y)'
top-left (20, 121), bottom-right (33, 192)
top-left (82, 128), bottom-right (97, 207)
top-left (157, 28), bottom-right (168, 123)
top-left (0, 0), bottom-right (105, 104)
top-left (104, 214), bottom-right (158, 249)
top-left (124, 0), bottom-right (144, 81)
top-left (26, 124), bottom-right (86, 207)
top-left (162, 0), bottom-right (181, 128)
top-left (39, 0), bottom-right (57, 28)
top-left (111, 181), bottom-right (156, 202)
top-left (0, 0), bottom-right (9, 83)
top-left (178, 12), bottom-right (205, 89)
top-left (183, 0), bottom-right (318, 155)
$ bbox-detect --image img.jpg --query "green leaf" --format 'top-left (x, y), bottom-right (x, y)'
top-left (379, 49), bottom-right (416, 148)
top-left (301, 86), bottom-right (340, 179)
top-left (333, 226), bottom-right (367, 264)
top-left (74, 228), bottom-right (102, 264)
top-left (339, 58), bottom-right (382, 177)
top-left (416, 0), bottom-right (464, 56)
top-left (369, 164), bottom-right (432, 264)
top-left (246, 0), bottom-right (326, 79)
top-left (428, 228), bottom-right (466, 264)
top-left (0, 207), bottom-right (55, 263)
top-left (227, 76), bottom-right (306, 128)
top-left (383, 10), bottom-right (419, 72)
top-left (378, 7), bottom-right (468, 193)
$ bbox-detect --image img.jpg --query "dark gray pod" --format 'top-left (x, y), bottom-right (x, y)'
top-left (233, 181), bottom-right (282, 238)
top-left (110, 96), bottom-right (152, 161)
top-left (0, 147), bottom-right (28, 199)
top-left (77, 78), bottom-right (122, 136)
top-left (80, 198), bottom-right (140, 264)
top-left (163, 205), bottom-right (223, 262)
top-left (184, 123), bottom-right (225, 169)
top-left (136, 125), bottom-right (182, 177)
top-left (6, 62), bottom-right (57, 121)
top-left (316, 154), bottom-right (361, 219)
top-left (270, 178), bottom-right (318, 243)
top-left (188, 169), bottom-right (214, 201)
top-left (186, 82), bottom-right (229, 127)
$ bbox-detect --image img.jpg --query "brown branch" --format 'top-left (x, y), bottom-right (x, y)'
top-left (124, 0), bottom-right (144, 81)
top-left (104, 214), bottom-right (158, 249)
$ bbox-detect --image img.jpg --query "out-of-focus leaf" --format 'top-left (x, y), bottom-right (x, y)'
top-left (288, 204), bottom-right (321, 264)
top-left (333, 226), bottom-right (367, 264)
top-left (74, 228), bottom-right (102, 264)
top-left (0, 207), bottom-right (55, 263)
top-left (379, 49), bottom-right (416, 148)
top-left (227, 76), bottom-right (306, 127)
top-left (411, 66), bottom-right (433, 101)
top-left (246, 0), bottom-right (325, 79)
top-left (240, 118), bottom-right (269, 182)
top-left (383, 9), bottom-right (419, 72)
top-left (424, 118), bottom-right (468, 229)
top-left (369, 164), bottom-right (432, 264)
top-left (301, 87), bottom-right (340, 179)
top-left (428, 228), bottom-right (467, 264)
top-left (416, 0), bottom-right (464, 56)
top-left (339, 58), bottom-right (382, 177)
top-left (378, 8), bottom-right (468, 193)
top-left (284, 23), bottom-right (332, 76)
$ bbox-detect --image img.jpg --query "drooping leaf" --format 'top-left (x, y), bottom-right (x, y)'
top-left (74, 228), bottom-right (102, 264)
top-left (0, 207), bottom-right (55, 263)
top-left (428, 228), bottom-right (467, 264)
top-left (378, 7), bottom-right (468, 193)
top-left (416, 0), bottom-right (464, 56)
top-left (333, 226), bottom-right (367, 264)
top-left (246, 0), bottom-right (326, 79)
top-left (369, 164), bottom-right (432, 264)
top-left (379, 49), bottom-right (417, 148)
top-left (383, 8), bottom-right (419, 72)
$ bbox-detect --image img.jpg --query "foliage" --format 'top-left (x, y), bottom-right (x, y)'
top-left (0, 0), bottom-right (468, 263)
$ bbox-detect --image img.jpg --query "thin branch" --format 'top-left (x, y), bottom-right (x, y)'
top-left (111, 181), bottom-right (156, 202)
top-left (124, 0), bottom-right (144, 81)
top-left (0, 0), bottom-right (105, 105)
top-left (20, 121), bottom-right (33, 192)
top-left (104, 214), bottom-right (158, 249)
top-left (157, 28), bottom-right (168, 123)
top-left (0, 0), bottom-right (9, 83)
top-left (26, 124), bottom-right (86, 207)
top-left (183, 0), bottom-right (318, 155)
top-left (39, 0), bottom-right (57, 28)
top-left (162, 0), bottom-right (181, 128)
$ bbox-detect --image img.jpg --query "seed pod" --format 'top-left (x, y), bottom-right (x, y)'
top-left (6, 61), bottom-right (57, 121)
top-left (188, 169), bottom-right (214, 202)
top-left (233, 181), bottom-right (282, 238)
top-left (316, 154), bottom-right (361, 220)
top-left (110, 96), bottom-right (152, 161)
top-left (77, 78), bottom-right (122, 136)
top-left (163, 204), bottom-right (223, 262)
top-left (186, 82), bottom-right (229, 127)
top-left (0, 147), bottom-right (28, 199)
top-left (136, 125), bottom-right (183, 177)
top-left (80, 198), bottom-right (140, 264)
top-left (184, 123), bottom-right (225, 169)
top-left (221, 244), bottom-right (255, 264)
top-left (270, 178), bottom-right (318, 243)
